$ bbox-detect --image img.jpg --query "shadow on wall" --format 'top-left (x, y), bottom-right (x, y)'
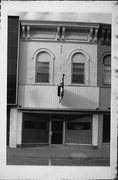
top-left (62, 89), bottom-right (98, 109)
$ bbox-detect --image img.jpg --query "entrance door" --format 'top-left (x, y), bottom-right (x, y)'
top-left (103, 115), bottom-right (110, 142)
top-left (51, 121), bottom-right (63, 144)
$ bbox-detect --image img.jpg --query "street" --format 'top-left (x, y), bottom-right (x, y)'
top-left (7, 144), bottom-right (110, 166)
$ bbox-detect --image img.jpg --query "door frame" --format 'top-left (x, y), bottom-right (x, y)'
top-left (49, 120), bottom-right (65, 145)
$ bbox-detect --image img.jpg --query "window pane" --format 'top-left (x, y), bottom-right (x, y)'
top-left (103, 55), bottom-right (111, 85)
top-left (24, 121), bottom-right (47, 130)
top-left (72, 74), bottom-right (84, 84)
top-left (72, 63), bottom-right (84, 84)
top-left (36, 62), bottom-right (49, 73)
top-left (104, 72), bottom-right (111, 84)
top-left (103, 55), bottom-right (111, 65)
top-left (37, 73), bottom-right (49, 83)
top-left (36, 62), bottom-right (49, 83)
top-left (103, 65), bottom-right (111, 85)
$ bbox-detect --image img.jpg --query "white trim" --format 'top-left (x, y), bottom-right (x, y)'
top-left (92, 114), bottom-right (98, 146)
top-left (32, 48), bottom-right (55, 60)
top-left (68, 49), bottom-right (90, 61)
top-left (22, 143), bottom-right (49, 145)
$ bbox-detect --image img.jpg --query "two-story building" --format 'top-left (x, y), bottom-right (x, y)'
top-left (7, 12), bottom-right (111, 149)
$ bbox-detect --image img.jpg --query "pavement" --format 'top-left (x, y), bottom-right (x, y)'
top-left (7, 144), bottom-right (110, 166)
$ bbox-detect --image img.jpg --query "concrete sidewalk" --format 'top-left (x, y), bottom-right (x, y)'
top-left (7, 144), bottom-right (110, 166)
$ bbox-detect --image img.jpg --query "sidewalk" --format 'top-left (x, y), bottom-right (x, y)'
top-left (7, 144), bottom-right (110, 166)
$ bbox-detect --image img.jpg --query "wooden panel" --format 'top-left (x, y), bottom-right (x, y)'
top-left (65, 116), bottom-right (92, 144)
top-left (31, 27), bottom-right (57, 40)
top-left (65, 130), bottom-right (92, 144)
top-left (18, 85), bottom-right (99, 109)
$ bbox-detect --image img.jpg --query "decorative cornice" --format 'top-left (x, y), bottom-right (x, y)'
top-left (100, 25), bottom-right (111, 45)
top-left (20, 21), bottom-right (111, 45)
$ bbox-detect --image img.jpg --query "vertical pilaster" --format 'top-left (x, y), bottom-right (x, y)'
top-left (9, 108), bottom-right (17, 148)
top-left (16, 111), bottom-right (23, 147)
top-left (92, 114), bottom-right (103, 149)
top-left (49, 120), bottom-right (51, 145)
top-left (92, 114), bottom-right (98, 147)
top-left (98, 114), bottom-right (103, 149)
top-left (63, 121), bottom-right (65, 144)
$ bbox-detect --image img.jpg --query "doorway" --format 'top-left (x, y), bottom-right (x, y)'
top-left (51, 121), bottom-right (63, 144)
top-left (103, 114), bottom-right (110, 143)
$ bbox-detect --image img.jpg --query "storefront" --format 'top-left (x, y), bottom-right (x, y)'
top-left (22, 112), bottom-right (93, 146)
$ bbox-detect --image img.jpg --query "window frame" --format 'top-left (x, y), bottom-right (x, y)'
top-left (36, 61), bottom-right (50, 83)
top-left (68, 49), bottom-right (90, 86)
top-left (32, 48), bottom-right (55, 85)
top-left (71, 62), bottom-right (85, 84)
top-left (103, 54), bottom-right (111, 85)
top-left (99, 52), bottom-right (111, 87)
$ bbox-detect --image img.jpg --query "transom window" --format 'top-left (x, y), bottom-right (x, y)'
top-left (71, 53), bottom-right (85, 84)
top-left (103, 55), bottom-right (111, 85)
top-left (36, 52), bottom-right (50, 83)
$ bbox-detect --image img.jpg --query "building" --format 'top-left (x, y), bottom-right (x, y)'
top-left (7, 13), bottom-right (111, 148)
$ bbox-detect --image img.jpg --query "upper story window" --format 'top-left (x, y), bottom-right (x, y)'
top-left (33, 48), bottom-right (55, 84)
top-left (35, 51), bottom-right (53, 83)
top-left (103, 54), bottom-right (111, 85)
top-left (71, 53), bottom-right (85, 84)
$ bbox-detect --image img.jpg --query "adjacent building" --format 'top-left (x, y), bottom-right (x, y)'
top-left (7, 13), bottom-right (111, 148)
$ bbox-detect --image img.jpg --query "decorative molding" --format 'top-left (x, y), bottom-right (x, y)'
top-left (93, 28), bottom-right (99, 43)
top-left (20, 21), bottom-right (101, 43)
top-left (101, 29), bottom-right (106, 43)
top-left (100, 27), bottom-right (111, 45)
top-left (89, 28), bottom-right (94, 42)
top-left (62, 27), bottom-right (65, 41)
top-left (106, 29), bottom-right (111, 43)
top-left (32, 48), bottom-right (55, 60)
top-left (21, 22), bottom-right (111, 44)
top-left (68, 49), bottom-right (90, 61)
top-left (57, 27), bottom-right (60, 40)
top-left (21, 25), bottom-right (25, 39)
top-left (27, 25), bottom-right (30, 39)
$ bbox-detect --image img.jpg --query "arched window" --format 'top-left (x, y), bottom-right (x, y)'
top-left (71, 53), bottom-right (86, 84)
top-left (36, 51), bottom-right (51, 83)
top-left (103, 54), bottom-right (111, 85)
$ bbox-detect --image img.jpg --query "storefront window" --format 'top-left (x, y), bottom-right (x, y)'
top-left (67, 122), bottom-right (91, 130)
top-left (24, 121), bottom-right (47, 130)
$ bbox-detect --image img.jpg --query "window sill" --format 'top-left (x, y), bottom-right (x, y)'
top-left (34, 83), bottom-right (54, 86)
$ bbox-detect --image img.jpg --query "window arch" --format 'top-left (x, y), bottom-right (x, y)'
top-left (102, 54), bottom-right (111, 85)
top-left (33, 48), bottom-right (55, 84)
